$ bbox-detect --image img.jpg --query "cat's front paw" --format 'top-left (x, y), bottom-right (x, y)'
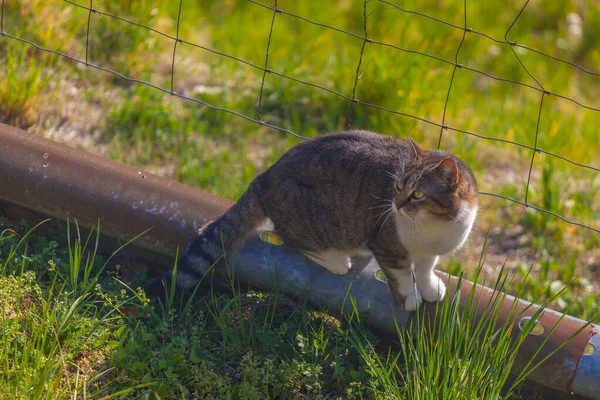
top-left (419, 275), bottom-right (447, 303)
top-left (403, 289), bottom-right (423, 311)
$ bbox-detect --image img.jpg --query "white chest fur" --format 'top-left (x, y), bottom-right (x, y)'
top-left (395, 205), bottom-right (477, 256)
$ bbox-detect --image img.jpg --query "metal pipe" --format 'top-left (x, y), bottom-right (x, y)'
top-left (0, 122), bottom-right (598, 398)
top-left (0, 123), bottom-right (233, 255)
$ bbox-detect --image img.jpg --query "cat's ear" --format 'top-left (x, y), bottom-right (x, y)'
top-left (434, 157), bottom-right (459, 187)
top-left (408, 137), bottom-right (426, 159)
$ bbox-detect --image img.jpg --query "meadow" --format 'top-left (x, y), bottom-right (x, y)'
top-left (1, 0), bottom-right (599, 398)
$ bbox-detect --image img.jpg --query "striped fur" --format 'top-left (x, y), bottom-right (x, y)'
top-left (142, 182), bottom-right (267, 297)
top-left (143, 130), bottom-right (478, 310)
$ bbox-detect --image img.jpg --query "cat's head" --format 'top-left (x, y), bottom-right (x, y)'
top-left (392, 139), bottom-right (478, 222)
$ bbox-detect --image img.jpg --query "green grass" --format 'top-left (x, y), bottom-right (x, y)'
top-left (351, 267), bottom-right (577, 400)
top-left (1, 219), bottom-right (588, 399)
top-left (1, 0), bottom-right (597, 259)
top-left (0, 0), bottom-right (599, 395)
top-left (0, 38), bottom-right (56, 127)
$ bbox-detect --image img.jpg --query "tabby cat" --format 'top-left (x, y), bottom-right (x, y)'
top-left (144, 131), bottom-right (478, 311)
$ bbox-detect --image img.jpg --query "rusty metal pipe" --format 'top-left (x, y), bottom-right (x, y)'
top-left (0, 122), bottom-right (598, 398)
top-left (0, 123), bottom-right (233, 255)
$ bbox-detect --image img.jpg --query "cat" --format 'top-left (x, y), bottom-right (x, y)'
top-left (143, 130), bottom-right (478, 311)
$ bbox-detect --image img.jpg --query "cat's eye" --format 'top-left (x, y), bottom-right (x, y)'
top-left (412, 190), bottom-right (425, 200)
top-left (395, 181), bottom-right (404, 191)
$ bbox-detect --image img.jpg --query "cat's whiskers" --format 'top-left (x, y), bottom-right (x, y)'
top-left (399, 214), bottom-right (424, 245)
top-left (372, 207), bottom-right (393, 226)
top-left (370, 193), bottom-right (391, 202)
top-left (377, 208), bottom-right (394, 238)
top-left (406, 217), bottom-right (417, 243)
top-left (383, 170), bottom-right (402, 181)
top-left (146, 131), bottom-right (479, 311)
top-left (368, 197), bottom-right (392, 205)
top-left (413, 220), bottom-right (421, 244)
top-left (445, 212), bottom-right (460, 227)
top-left (414, 217), bottom-right (426, 235)
top-left (368, 194), bottom-right (394, 211)
top-left (368, 203), bottom-right (393, 210)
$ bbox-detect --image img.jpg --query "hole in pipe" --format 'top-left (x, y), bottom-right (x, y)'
top-left (583, 343), bottom-right (595, 356)
top-left (518, 317), bottom-right (545, 335)
top-left (375, 269), bottom-right (387, 283)
top-left (259, 231), bottom-right (284, 246)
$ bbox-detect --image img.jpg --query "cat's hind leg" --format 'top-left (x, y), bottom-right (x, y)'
top-left (305, 249), bottom-right (352, 275)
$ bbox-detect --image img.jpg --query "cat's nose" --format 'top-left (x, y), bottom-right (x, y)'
top-left (394, 197), bottom-right (407, 210)
top-left (393, 200), bottom-right (407, 216)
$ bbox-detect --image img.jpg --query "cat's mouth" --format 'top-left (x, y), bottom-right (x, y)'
top-left (392, 202), bottom-right (412, 218)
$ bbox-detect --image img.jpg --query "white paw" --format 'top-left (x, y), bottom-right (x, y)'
top-left (403, 289), bottom-right (423, 311)
top-left (419, 275), bottom-right (447, 303)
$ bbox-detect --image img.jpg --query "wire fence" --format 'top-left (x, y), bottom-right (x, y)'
top-left (1, 0), bottom-right (599, 235)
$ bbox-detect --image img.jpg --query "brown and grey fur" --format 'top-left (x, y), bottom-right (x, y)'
top-left (143, 130), bottom-right (478, 310)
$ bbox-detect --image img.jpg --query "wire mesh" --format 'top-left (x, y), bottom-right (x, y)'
top-left (0, 0), bottom-right (598, 235)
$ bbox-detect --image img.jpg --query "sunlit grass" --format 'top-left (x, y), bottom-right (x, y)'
top-left (0, 222), bottom-right (126, 398)
top-left (0, 0), bottom-right (598, 347)
top-left (1, 219), bottom-right (592, 398)
top-left (1, 1), bottom-right (599, 398)
top-left (350, 251), bottom-right (592, 400)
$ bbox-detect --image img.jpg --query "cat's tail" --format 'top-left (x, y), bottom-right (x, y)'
top-left (143, 179), bottom-right (267, 298)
